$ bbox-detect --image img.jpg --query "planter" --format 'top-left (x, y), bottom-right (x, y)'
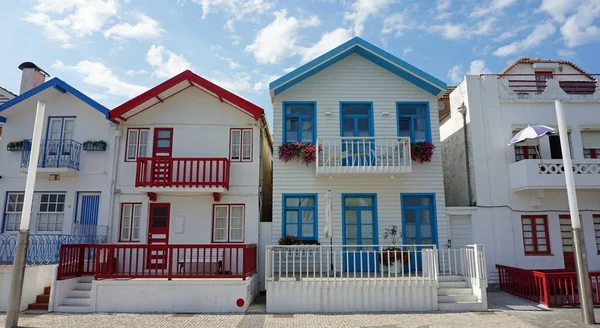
top-left (7, 145), bottom-right (24, 151)
top-left (83, 143), bottom-right (107, 151)
top-left (6, 141), bottom-right (28, 152)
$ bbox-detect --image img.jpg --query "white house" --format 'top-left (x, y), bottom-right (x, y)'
top-left (265, 37), bottom-right (487, 313)
top-left (0, 63), bottom-right (114, 239)
top-left (440, 58), bottom-right (600, 289)
top-left (50, 70), bottom-right (272, 313)
top-left (0, 85), bottom-right (16, 139)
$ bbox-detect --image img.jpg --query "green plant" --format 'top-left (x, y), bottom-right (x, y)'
top-left (379, 225), bottom-right (408, 266)
top-left (83, 140), bottom-right (107, 147)
top-left (278, 235), bottom-right (320, 245)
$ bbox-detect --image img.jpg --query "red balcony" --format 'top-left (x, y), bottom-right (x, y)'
top-left (135, 157), bottom-right (230, 192)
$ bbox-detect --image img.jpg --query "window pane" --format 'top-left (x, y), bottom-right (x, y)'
top-left (242, 130), bottom-right (252, 159)
top-left (286, 197), bottom-right (300, 206)
top-left (345, 211), bottom-right (357, 224)
top-left (287, 105), bottom-right (313, 115)
top-left (157, 130), bottom-right (171, 138)
top-left (138, 130), bottom-right (148, 157)
top-left (301, 211), bottom-right (313, 224)
top-left (346, 225), bottom-right (358, 239)
top-left (231, 206), bottom-right (244, 219)
top-left (285, 210), bottom-right (298, 224)
top-left (361, 211), bottom-right (372, 224)
top-left (342, 104), bottom-right (370, 115)
top-left (286, 118), bottom-right (299, 142)
top-left (404, 209), bottom-right (417, 223)
top-left (398, 105), bottom-right (425, 116)
top-left (357, 118), bottom-right (370, 136)
top-left (302, 223), bottom-right (313, 237)
top-left (414, 118), bottom-right (427, 142)
top-left (286, 223), bottom-right (298, 236)
top-left (404, 196), bottom-right (431, 206)
top-left (301, 119), bottom-right (313, 142)
top-left (342, 118), bottom-right (354, 137)
top-left (345, 197), bottom-right (372, 206)
top-left (157, 140), bottom-right (170, 148)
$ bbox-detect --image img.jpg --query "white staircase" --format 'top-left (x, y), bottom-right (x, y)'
top-left (437, 275), bottom-right (483, 311)
top-left (54, 276), bottom-right (93, 313)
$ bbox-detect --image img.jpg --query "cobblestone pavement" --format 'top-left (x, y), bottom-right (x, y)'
top-left (0, 293), bottom-right (599, 328)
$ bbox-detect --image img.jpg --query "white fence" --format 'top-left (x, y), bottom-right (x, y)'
top-left (438, 245), bottom-right (487, 280)
top-left (316, 137), bottom-right (411, 175)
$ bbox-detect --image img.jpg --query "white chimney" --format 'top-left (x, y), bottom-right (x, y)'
top-left (18, 62), bottom-right (49, 94)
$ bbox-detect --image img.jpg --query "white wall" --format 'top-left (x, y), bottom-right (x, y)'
top-left (91, 275), bottom-right (258, 313)
top-left (0, 87), bottom-right (115, 233)
top-left (0, 264), bottom-right (55, 311)
top-left (271, 53), bottom-right (448, 248)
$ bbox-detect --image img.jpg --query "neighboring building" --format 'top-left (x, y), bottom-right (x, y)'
top-left (0, 85), bottom-right (17, 138)
top-left (51, 70), bottom-right (271, 313)
top-left (265, 37), bottom-right (487, 312)
top-left (0, 62), bottom-right (114, 238)
top-left (440, 58), bottom-right (600, 284)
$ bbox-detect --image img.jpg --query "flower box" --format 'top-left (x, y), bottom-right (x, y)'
top-left (83, 141), bottom-right (107, 151)
top-left (6, 141), bottom-right (27, 152)
top-left (278, 142), bottom-right (316, 166)
top-left (411, 141), bottom-right (435, 163)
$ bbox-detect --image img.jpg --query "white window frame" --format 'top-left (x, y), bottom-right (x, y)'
top-left (213, 204), bottom-right (245, 243)
top-left (125, 128), bottom-right (149, 162)
top-left (36, 193), bottom-right (66, 233)
top-left (3, 192), bottom-right (24, 232)
top-left (119, 203), bottom-right (142, 242)
top-left (230, 128), bottom-right (252, 162)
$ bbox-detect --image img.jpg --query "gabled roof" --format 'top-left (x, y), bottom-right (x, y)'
top-left (499, 58), bottom-right (595, 80)
top-left (0, 87), bottom-right (16, 120)
top-left (269, 37), bottom-right (447, 97)
top-left (0, 78), bottom-right (110, 122)
top-left (110, 70), bottom-right (264, 122)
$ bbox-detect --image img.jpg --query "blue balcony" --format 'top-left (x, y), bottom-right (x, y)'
top-left (20, 139), bottom-right (82, 174)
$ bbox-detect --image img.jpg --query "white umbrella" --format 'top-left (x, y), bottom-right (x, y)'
top-left (324, 190), bottom-right (334, 239)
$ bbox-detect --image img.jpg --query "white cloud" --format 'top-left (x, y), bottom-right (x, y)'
top-left (428, 21), bottom-right (495, 40)
top-left (126, 69), bottom-right (149, 77)
top-left (51, 60), bottom-right (148, 98)
top-left (558, 48), bottom-right (576, 57)
top-left (466, 59), bottom-right (491, 75)
top-left (192, 0), bottom-right (273, 19)
top-left (381, 11), bottom-right (411, 37)
top-left (104, 13), bottom-right (164, 40)
top-left (146, 45), bottom-right (193, 78)
top-left (245, 10), bottom-right (321, 64)
top-left (560, 1), bottom-right (600, 48)
top-left (470, 0), bottom-right (516, 18)
top-left (282, 67), bottom-right (296, 73)
top-left (252, 74), bottom-right (280, 92)
top-left (23, 12), bottom-right (71, 44)
top-left (436, 0), bottom-right (451, 11)
top-left (206, 71), bottom-right (277, 94)
top-left (211, 46), bottom-right (242, 69)
top-left (538, 0), bottom-right (576, 22)
top-left (344, 0), bottom-right (393, 36)
top-left (493, 21), bottom-right (556, 56)
top-left (297, 28), bottom-right (353, 63)
top-left (447, 64), bottom-right (463, 84)
top-left (403, 46), bottom-right (413, 56)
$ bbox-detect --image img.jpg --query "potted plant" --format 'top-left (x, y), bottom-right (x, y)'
top-left (82, 140), bottom-right (107, 151)
top-left (378, 225), bottom-right (408, 273)
top-left (278, 142), bottom-right (316, 166)
top-left (411, 141), bottom-right (435, 163)
top-left (278, 235), bottom-right (320, 246)
top-left (6, 140), bottom-right (27, 151)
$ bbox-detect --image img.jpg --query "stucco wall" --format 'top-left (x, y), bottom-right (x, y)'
top-left (0, 264), bottom-right (55, 311)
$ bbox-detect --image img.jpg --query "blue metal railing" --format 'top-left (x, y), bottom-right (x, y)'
top-left (20, 139), bottom-right (82, 171)
top-left (0, 234), bottom-right (106, 265)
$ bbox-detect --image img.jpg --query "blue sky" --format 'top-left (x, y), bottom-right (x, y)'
top-left (1, 0), bottom-right (600, 123)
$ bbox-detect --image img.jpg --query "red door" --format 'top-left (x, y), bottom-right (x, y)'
top-left (152, 128), bottom-right (173, 185)
top-left (559, 215), bottom-right (576, 271)
top-left (147, 203), bottom-right (170, 269)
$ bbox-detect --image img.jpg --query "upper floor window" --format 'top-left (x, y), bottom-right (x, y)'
top-left (283, 102), bottom-right (316, 143)
top-left (37, 193), bottom-right (66, 233)
top-left (230, 128), bottom-right (252, 162)
top-left (513, 129), bottom-right (539, 162)
top-left (582, 131), bottom-right (600, 159)
top-left (593, 215), bottom-right (600, 253)
top-left (397, 102), bottom-right (431, 143)
top-left (521, 215), bottom-right (550, 255)
top-left (126, 128), bottom-right (149, 162)
top-left (282, 194), bottom-right (317, 239)
top-left (48, 117), bottom-right (75, 141)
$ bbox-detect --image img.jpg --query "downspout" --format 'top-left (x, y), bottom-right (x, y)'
top-left (106, 125), bottom-right (122, 243)
top-left (258, 122), bottom-right (264, 223)
top-left (459, 103), bottom-right (473, 206)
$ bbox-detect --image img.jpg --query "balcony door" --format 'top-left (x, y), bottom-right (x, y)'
top-left (151, 128), bottom-right (173, 185)
top-left (44, 117), bottom-right (75, 167)
top-left (401, 194), bottom-right (437, 271)
top-left (559, 215), bottom-right (576, 271)
top-left (340, 103), bottom-right (374, 166)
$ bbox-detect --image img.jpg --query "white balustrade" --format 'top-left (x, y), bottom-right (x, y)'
top-left (539, 162), bottom-right (600, 175)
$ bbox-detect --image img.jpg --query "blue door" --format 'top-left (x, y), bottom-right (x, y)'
top-left (401, 194), bottom-right (437, 271)
top-left (343, 194), bottom-right (378, 272)
top-left (340, 103), bottom-right (374, 166)
top-left (75, 193), bottom-right (100, 236)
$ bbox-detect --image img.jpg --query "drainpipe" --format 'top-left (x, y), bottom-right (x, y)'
top-left (106, 125), bottom-right (122, 243)
top-left (458, 103), bottom-right (473, 206)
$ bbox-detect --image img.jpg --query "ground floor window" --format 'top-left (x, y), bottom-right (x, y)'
top-left (282, 194), bottom-right (317, 240)
top-left (521, 215), bottom-right (550, 255)
top-left (36, 193), bottom-right (66, 233)
top-left (119, 203), bottom-right (142, 242)
top-left (213, 204), bottom-right (245, 242)
top-left (401, 194), bottom-right (436, 245)
top-left (514, 146), bottom-right (538, 161)
top-left (3, 193), bottom-right (24, 232)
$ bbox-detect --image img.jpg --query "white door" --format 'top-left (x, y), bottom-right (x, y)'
top-left (449, 215), bottom-right (472, 247)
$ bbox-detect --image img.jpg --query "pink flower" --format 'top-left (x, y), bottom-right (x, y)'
top-left (411, 141), bottom-right (435, 164)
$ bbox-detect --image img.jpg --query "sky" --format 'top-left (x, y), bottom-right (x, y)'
top-left (1, 0), bottom-right (600, 124)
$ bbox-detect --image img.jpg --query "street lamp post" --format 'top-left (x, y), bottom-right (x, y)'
top-left (554, 100), bottom-right (595, 324)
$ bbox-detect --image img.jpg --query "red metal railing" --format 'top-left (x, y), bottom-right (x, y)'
top-left (497, 265), bottom-right (600, 307)
top-left (135, 157), bottom-right (230, 189)
top-left (94, 244), bottom-right (257, 280)
top-left (57, 244), bottom-right (99, 280)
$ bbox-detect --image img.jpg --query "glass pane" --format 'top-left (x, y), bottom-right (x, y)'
top-left (523, 231), bottom-right (533, 238)
top-left (49, 194), bottom-right (57, 202)
top-left (301, 119), bottom-right (313, 142)
top-left (361, 225), bottom-right (373, 239)
top-left (153, 217), bottom-right (167, 227)
top-left (535, 218), bottom-right (545, 224)
top-left (404, 209), bottom-right (417, 223)
top-left (522, 224), bottom-right (532, 231)
top-left (286, 118), bottom-right (298, 142)
top-left (286, 198), bottom-right (300, 207)
top-left (301, 211), bottom-right (313, 224)
top-left (285, 210), bottom-right (298, 224)
top-left (286, 224), bottom-right (298, 236)
top-left (215, 206), bottom-right (227, 218)
top-left (157, 130), bottom-right (171, 138)
top-left (538, 245), bottom-right (547, 252)
top-left (287, 105), bottom-right (313, 115)
top-left (342, 104), bottom-right (370, 115)
top-left (157, 140), bottom-right (170, 148)
top-left (536, 225), bottom-right (546, 232)
top-left (525, 245), bottom-right (535, 252)
top-left (345, 211), bottom-right (357, 224)
top-left (414, 118), bottom-right (427, 141)
top-left (346, 238), bottom-right (358, 245)
top-left (300, 198), bottom-right (314, 207)
top-left (58, 194), bottom-right (65, 202)
top-left (302, 224), bottom-right (313, 237)
top-left (405, 238), bottom-right (417, 245)
top-left (421, 224), bottom-right (432, 238)
top-left (404, 196), bottom-right (430, 206)
top-left (345, 197), bottom-right (372, 207)
top-left (346, 225), bottom-right (358, 238)
top-left (421, 210), bottom-right (431, 224)
top-left (41, 194), bottom-right (48, 202)
top-left (342, 118), bottom-right (354, 137)
top-left (153, 206), bottom-right (168, 216)
top-left (231, 206), bottom-right (244, 218)
top-left (398, 105), bottom-right (425, 116)
top-left (357, 118), bottom-right (370, 137)
top-left (231, 131), bottom-right (240, 145)
top-left (361, 211), bottom-right (372, 224)
top-left (421, 238), bottom-right (433, 244)
top-left (404, 224), bottom-right (417, 238)
top-left (398, 118), bottom-right (411, 138)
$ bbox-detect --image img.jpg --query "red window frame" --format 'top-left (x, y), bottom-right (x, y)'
top-left (125, 128), bottom-right (150, 162)
top-left (593, 214), bottom-right (600, 254)
top-left (118, 203), bottom-right (142, 242)
top-left (211, 204), bottom-right (245, 243)
top-left (584, 149), bottom-right (599, 159)
top-left (515, 145), bottom-right (538, 162)
top-left (229, 128), bottom-right (253, 162)
top-left (521, 215), bottom-right (551, 255)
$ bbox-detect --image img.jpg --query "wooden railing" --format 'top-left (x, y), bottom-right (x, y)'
top-left (57, 244), bottom-right (99, 280)
top-left (497, 265), bottom-right (600, 307)
top-left (93, 244), bottom-right (257, 280)
top-left (135, 157), bottom-right (230, 189)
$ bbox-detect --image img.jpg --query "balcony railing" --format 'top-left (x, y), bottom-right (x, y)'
top-left (135, 157), bottom-right (230, 189)
top-left (509, 159), bottom-right (600, 191)
top-left (501, 74), bottom-right (599, 96)
top-left (316, 137), bottom-right (411, 176)
top-left (0, 234), bottom-right (107, 265)
top-left (21, 139), bottom-right (82, 170)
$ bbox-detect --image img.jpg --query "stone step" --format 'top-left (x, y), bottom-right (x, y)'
top-left (79, 276), bottom-right (93, 283)
top-left (438, 275), bottom-right (464, 282)
top-left (74, 282), bottom-right (92, 291)
top-left (67, 289), bottom-right (91, 298)
top-left (438, 288), bottom-right (472, 295)
top-left (439, 301), bottom-right (483, 311)
top-left (438, 281), bottom-right (469, 288)
top-left (43, 286), bottom-right (51, 295)
top-left (54, 305), bottom-right (93, 313)
top-left (27, 303), bottom-right (49, 310)
top-left (62, 297), bottom-right (90, 306)
top-left (36, 294), bottom-right (50, 303)
top-left (438, 294), bottom-right (478, 303)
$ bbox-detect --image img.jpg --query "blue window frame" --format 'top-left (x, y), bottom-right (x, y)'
top-left (282, 194), bottom-right (318, 239)
top-left (282, 101), bottom-right (316, 143)
top-left (339, 102), bottom-right (374, 138)
top-left (396, 102), bottom-right (431, 143)
top-left (401, 193), bottom-right (438, 246)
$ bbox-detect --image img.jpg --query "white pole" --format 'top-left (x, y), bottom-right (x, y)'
top-left (555, 100), bottom-right (595, 324)
top-left (5, 100), bottom-right (45, 328)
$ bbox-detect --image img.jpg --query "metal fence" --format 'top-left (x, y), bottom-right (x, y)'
top-left (0, 233), bottom-right (107, 265)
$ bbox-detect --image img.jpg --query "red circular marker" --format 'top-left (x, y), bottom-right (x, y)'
top-left (236, 298), bottom-right (245, 307)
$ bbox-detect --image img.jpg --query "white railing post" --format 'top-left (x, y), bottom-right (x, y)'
top-left (315, 139), bottom-right (320, 175)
